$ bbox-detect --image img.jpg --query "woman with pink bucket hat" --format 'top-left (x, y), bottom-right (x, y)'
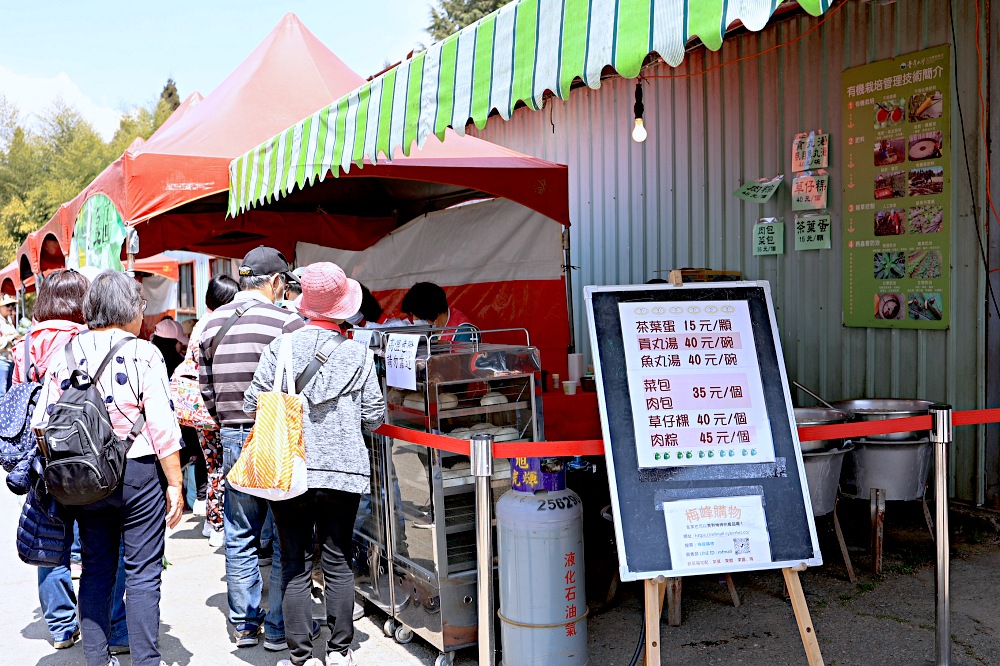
top-left (244, 262), bottom-right (385, 666)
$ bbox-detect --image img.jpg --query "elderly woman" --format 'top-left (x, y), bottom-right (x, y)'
top-left (33, 270), bottom-right (184, 666)
top-left (245, 262), bottom-right (385, 666)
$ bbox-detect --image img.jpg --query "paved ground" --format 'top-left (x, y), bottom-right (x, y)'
top-left (3, 491), bottom-right (1000, 665)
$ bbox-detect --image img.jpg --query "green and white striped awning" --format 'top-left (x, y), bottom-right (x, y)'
top-left (229, 0), bottom-right (831, 216)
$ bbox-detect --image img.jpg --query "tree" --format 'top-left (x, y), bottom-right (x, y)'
top-left (428, 0), bottom-right (506, 41)
top-left (152, 78), bottom-right (181, 130)
top-left (0, 79), bottom-right (179, 266)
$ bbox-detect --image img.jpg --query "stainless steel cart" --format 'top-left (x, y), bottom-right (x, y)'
top-left (354, 327), bottom-right (541, 666)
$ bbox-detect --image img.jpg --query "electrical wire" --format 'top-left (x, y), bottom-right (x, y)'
top-left (949, 0), bottom-right (1000, 321)
top-left (628, 621), bottom-right (645, 666)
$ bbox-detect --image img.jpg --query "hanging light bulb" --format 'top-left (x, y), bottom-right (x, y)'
top-left (632, 81), bottom-right (647, 143)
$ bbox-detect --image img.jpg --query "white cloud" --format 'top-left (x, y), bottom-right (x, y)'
top-left (0, 65), bottom-right (122, 140)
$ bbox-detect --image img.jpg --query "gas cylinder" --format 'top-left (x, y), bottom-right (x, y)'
top-left (497, 458), bottom-right (587, 665)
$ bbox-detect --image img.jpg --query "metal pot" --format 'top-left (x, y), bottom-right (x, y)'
top-left (802, 443), bottom-right (853, 516)
top-left (830, 398), bottom-right (933, 441)
top-left (794, 408), bottom-right (848, 452)
top-left (840, 439), bottom-right (932, 501)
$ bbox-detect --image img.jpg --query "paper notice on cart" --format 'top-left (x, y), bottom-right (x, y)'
top-left (351, 329), bottom-right (374, 349)
top-left (664, 494), bottom-right (772, 574)
top-left (385, 334), bottom-right (420, 390)
top-left (617, 301), bottom-right (775, 468)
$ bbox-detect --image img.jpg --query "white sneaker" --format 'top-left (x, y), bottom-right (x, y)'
top-left (209, 528), bottom-right (224, 548)
top-left (202, 520), bottom-right (212, 537)
top-left (327, 649), bottom-right (357, 666)
top-left (277, 660), bottom-right (323, 666)
top-left (192, 499), bottom-right (207, 515)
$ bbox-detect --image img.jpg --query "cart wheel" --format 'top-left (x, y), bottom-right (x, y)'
top-left (434, 653), bottom-right (454, 666)
top-left (383, 618), bottom-right (396, 638)
top-left (393, 624), bottom-right (413, 644)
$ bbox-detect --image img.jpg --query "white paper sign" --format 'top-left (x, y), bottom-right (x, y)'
top-left (617, 301), bottom-right (776, 468)
top-left (664, 494), bottom-right (772, 574)
top-left (351, 329), bottom-right (374, 348)
top-left (385, 334), bottom-right (420, 390)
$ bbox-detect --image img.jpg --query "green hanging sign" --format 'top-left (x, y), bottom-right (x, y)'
top-left (73, 194), bottom-right (127, 272)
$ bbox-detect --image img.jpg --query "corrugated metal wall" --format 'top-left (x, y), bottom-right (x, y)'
top-left (472, 0), bottom-right (988, 501)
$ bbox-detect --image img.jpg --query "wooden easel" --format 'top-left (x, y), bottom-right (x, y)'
top-left (642, 565), bottom-right (825, 666)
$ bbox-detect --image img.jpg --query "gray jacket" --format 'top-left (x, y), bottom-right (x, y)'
top-left (244, 327), bottom-right (386, 494)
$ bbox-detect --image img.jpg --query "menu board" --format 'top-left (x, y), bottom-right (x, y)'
top-left (842, 45), bottom-right (950, 329)
top-left (585, 283), bottom-right (820, 581)
top-left (618, 300), bottom-right (775, 468)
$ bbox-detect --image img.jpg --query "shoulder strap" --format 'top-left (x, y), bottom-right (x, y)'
top-left (23, 328), bottom-right (32, 382)
top-left (294, 332), bottom-right (348, 393)
top-left (206, 302), bottom-right (261, 362)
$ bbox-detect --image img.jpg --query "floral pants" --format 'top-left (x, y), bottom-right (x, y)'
top-left (199, 428), bottom-right (225, 531)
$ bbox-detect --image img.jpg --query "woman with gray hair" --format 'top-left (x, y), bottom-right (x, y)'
top-left (33, 270), bottom-right (184, 666)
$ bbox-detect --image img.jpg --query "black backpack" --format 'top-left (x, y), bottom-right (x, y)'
top-left (40, 336), bottom-right (145, 506)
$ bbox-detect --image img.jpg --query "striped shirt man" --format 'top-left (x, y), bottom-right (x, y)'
top-left (198, 291), bottom-right (305, 426)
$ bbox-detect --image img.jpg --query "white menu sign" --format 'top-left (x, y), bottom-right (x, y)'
top-left (618, 301), bottom-right (775, 468)
top-left (385, 334), bottom-right (420, 390)
top-left (663, 494), bottom-right (773, 574)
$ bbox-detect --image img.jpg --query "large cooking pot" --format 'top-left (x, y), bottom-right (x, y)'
top-left (831, 399), bottom-right (933, 441)
top-left (794, 408), bottom-right (848, 452)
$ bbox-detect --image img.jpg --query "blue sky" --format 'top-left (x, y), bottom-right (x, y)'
top-left (0, 1), bottom-right (435, 138)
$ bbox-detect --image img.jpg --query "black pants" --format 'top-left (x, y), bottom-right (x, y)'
top-left (76, 456), bottom-right (166, 666)
top-left (271, 488), bottom-right (361, 664)
top-left (181, 425), bottom-right (208, 501)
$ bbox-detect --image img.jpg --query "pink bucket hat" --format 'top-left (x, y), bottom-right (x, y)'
top-left (153, 318), bottom-right (189, 344)
top-left (294, 262), bottom-right (362, 321)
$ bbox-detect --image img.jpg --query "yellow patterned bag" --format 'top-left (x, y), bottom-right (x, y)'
top-left (227, 338), bottom-right (308, 501)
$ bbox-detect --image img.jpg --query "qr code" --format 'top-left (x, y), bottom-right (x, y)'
top-left (734, 538), bottom-right (751, 555)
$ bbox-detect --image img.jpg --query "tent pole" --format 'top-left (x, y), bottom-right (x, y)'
top-left (563, 227), bottom-right (575, 354)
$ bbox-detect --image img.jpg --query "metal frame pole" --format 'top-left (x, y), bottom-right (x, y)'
top-left (470, 433), bottom-right (496, 666)
top-left (930, 404), bottom-right (952, 666)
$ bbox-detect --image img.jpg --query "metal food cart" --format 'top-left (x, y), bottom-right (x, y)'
top-left (352, 327), bottom-right (541, 666)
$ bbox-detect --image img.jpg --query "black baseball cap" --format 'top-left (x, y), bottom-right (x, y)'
top-left (239, 246), bottom-right (295, 282)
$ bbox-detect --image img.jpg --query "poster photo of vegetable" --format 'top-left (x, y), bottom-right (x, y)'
top-left (875, 171), bottom-right (906, 199)
top-left (908, 293), bottom-right (943, 321)
top-left (908, 90), bottom-right (943, 122)
top-left (874, 251), bottom-right (906, 279)
top-left (909, 204), bottom-right (944, 233)
top-left (874, 293), bottom-right (905, 320)
top-left (907, 249), bottom-right (943, 279)
top-left (908, 166), bottom-right (944, 195)
top-left (874, 137), bottom-right (906, 166)
top-left (874, 208), bottom-right (906, 236)
top-left (874, 98), bottom-right (906, 129)
top-left (908, 131), bottom-right (943, 161)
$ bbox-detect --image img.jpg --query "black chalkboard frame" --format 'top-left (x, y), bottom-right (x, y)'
top-left (585, 281), bottom-right (822, 581)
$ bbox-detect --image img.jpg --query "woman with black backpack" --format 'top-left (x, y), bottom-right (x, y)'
top-left (32, 270), bottom-right (184, 666)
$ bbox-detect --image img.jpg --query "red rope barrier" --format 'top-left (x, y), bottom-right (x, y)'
top-left (374, 408), bottom-right (1000, 459)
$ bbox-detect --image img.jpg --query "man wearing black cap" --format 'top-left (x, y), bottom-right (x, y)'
top-left (198, 246), bottom-right (305, 651)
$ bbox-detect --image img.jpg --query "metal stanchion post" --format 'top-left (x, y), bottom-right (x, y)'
top-left (930, 404), bottom-right (952, 666)
top-left (470, 433), bottom-right (496, 666)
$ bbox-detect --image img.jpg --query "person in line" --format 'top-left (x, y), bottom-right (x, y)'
top-left (0, 293), bottom-right (20, 392)
top-left (245, 262), bottom-right (385, 666)
top-left (11, 269), bottom-right (129, 653)
top-left (154, 318), bottom-right (206, 515)
top-left (32, 270), bottom-right (184, 666)
top-left (198, 247), bottom-right (305, 651)
top-left (184, 274), bottom-right (238, 546)
top-left (400, 282), bottom-right (477, 342)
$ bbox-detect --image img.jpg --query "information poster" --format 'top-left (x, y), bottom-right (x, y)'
top-left (385, 334), bottom-right (419, 390)
top-left (664, 495), bottom-right (772, 573)
top-left (791, 132), bottom-right (829, 172)
top-left (842, 45), bottom-right (950, 328)
top-left (617, 301), bottom-right (776, 469)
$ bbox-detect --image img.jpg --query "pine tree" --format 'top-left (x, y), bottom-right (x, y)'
top-left (428, 0), bottom-right (507, 41)
top-left (152, 78), bottom-right (181, 130)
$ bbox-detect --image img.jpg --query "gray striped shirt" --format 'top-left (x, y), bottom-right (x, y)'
top-left (198, 292), bottom-right (305, 426)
